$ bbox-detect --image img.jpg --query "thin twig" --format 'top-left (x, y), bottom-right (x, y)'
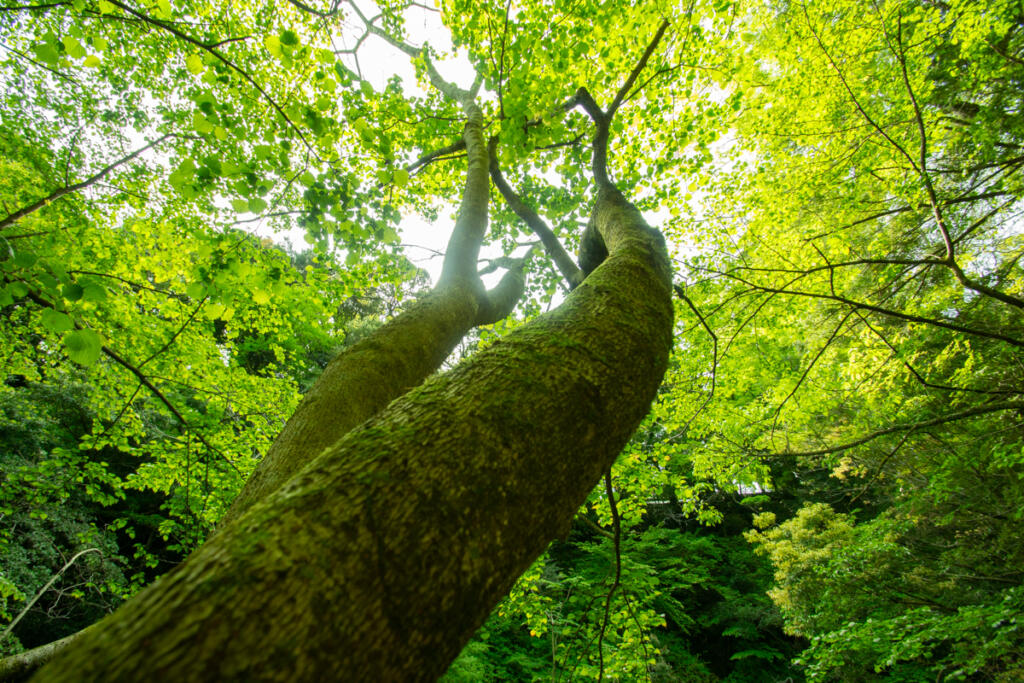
top-left (778, 401), bottom-right (1024, 457)
top-left (597, 470), bottom-right (622, 681)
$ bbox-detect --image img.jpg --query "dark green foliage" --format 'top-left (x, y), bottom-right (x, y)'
top-left (0, 378), bottom-right (172, 654)
top-left (444, 501), bottom-right (803, 681)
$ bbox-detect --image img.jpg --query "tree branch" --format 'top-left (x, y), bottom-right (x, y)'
top-left (437, 111), bottom-right (489, 286)
top-left (104, 0), bottom-right (313, 152)
top-left (283, 0), bottom-right (341, 19)
top-left (488, 138), bottom-right (583, 289)
top-left (100, 345), bottom-right (242, 477)
top-left (887, 12), bottom-right (1024, 311)
top-left (407, 137), bottom-right (467, 176)
top-left (0, 134), bottom-right (170, 231)
top-left (1, 549), bottom-right (102, 644)
top-left (597, 470), bottom-right (622, 682)
top-left (673, 284), bottom-right (718, 429)
top-left (770, 310), bottom-right (854, 442)
top-left (777, 401), bottom-right (1024, 457)
top-left (476, 247), bottom-right (534, 325)
top-left (707, 268), bottom-right (1024, 348)
top-left (608, 19), bottom-right (670, 118)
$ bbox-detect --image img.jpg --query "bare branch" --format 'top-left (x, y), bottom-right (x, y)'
top-left (1, 549), bottom-right (102, 643)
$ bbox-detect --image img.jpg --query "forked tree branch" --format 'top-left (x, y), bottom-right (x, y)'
top-left (853, 310), bottom-right (1020, 396)
top-left (488, 138), bottom-right (584, 289)
top-left (673, 284), bottom-right (718, 431)
top-left (100, 345), bottom-right (242, 476)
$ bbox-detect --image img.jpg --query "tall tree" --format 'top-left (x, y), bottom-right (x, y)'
top-left (0, 0), bottom-right (689, 679)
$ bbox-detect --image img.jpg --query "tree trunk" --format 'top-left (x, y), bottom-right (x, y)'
top-left (33, 186), bottom-right (672, 681)
top-left (219, 114), bottom-right (523, 527)
top-left (220, 282), bottom-right (484, 527)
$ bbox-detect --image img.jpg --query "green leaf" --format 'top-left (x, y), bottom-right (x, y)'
top-left (264, 35), bottom-right (282, 57)
top-left (62, 36), bottom-right (86, 59)
top-left (63, 328), bottom-right (102, 366)
top-left (40, 308), bottom-right (74, 334)
top-left (8, 282), bottom-right (28, 298)
top-left (254, 144), bottom-right (275, 160)
top-left (231, 198), bottom-right (250, 213)
top-left (83, 55), bottom-right (101, 68)
top-left (204, 302), bottom-right (226, 319)
top-left (186, 54), bottom-right (204, 75)
top-left (380, 226), bottom-right (399, 244)
top-left (280, 30), bottom-right (299, 46)
top-left (252, 289), bottom-right (270, 305)
top-left (31, 43), bottom-right (60, 66)
top-left (62, 283), bottom-right (84, 301)
top-left (186, 282), bottom-right (206, 299)
top-left (82, 283), bottom-right (107, 302)
top-left (13, 251), bottom-right (37, 268)
top-left (248, 197), bottom-right (267, 213)
top-left (192, 112), bottom-right (214, 134)
top-left (393, 169), bottom-right (409, 186)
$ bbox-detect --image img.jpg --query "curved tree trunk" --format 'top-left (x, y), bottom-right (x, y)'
top-left (220, 282), bottom-right (483, 527)
top-left (33, 186), bottom-right (673, 682)
top-left (220, 112), bottom-right (523, 527)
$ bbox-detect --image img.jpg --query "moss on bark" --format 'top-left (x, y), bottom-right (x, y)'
top-left (34, 188), bottom-right (672, 682)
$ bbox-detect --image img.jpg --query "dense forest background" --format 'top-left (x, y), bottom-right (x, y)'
top-left (2, 0), bottom-right (1023, 679)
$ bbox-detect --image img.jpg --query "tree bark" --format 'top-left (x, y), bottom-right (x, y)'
top-left (0, 628), bottom-right (91, 682)
top-left (219, 112), bottom-right (521, 527)
top-left (32, 186), bottom-right (673, 682)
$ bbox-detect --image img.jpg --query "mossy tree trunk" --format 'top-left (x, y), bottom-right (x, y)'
top-left (30, 27), bottom-right (675, 682)
top-left (33, 179), bottom-right (672, 682)
top-left (220, 107), bottom-right (526, 528)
